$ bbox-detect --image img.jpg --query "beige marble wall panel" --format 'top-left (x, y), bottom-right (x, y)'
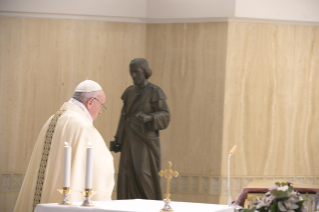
top-left (0, 192), bottom-right (19, 212)
top-left (0, 17), bottom-right (145, 173)
top-left (222, 22), bottom-right (319, 177)
top-left (0, 16), bottom-right (146, 211)
top-left (146, 23), bottom-right (228, 177)
top-left (171, 193), bottom-right (220, 204)
top-left (2, 16), bottom-right (319, 209)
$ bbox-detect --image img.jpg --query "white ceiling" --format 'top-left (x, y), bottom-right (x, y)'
top-left (0, 0), bottom-right (318, 24)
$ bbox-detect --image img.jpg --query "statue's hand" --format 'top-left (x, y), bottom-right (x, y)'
top-left (110, 138), bottom-right (121, 153)
top-left (138, 114), bottom-right (153, 122)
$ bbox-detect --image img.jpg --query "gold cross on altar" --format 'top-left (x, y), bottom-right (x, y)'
top-left (159, 161), bottom-right (179, 201)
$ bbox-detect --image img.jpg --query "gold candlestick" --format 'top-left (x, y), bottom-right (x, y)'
top-left (56, 187), bottom-right (73, 205)
top-left (79, 189), bottom-right (98, 207)
top-left (159, 161), bottom-right (179, 212)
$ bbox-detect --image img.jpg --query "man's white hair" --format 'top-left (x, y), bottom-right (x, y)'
top-left (72, 91), bottom-right (99, 104)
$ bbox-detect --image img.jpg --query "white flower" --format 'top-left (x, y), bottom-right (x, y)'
top-left (277, 186), bottom-right (289, 191)
top-left (278, 198), bottom-right (299, 212)
top-left (256, 197), bottom-right (271, 209)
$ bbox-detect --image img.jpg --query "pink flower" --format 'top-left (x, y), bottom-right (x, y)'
top-left (268, 195), bottom-right (276, 201)
top-left (269, 185), bottom-right (279, 191)
top-left (292, 197), bottom-right (299, 203)
top-left (301, 204), bottom-right (307, 212)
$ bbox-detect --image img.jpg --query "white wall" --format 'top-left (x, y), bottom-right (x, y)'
top-left (147, 0), bottom-right (236, 21)
top-left (0, 0), bottom-right (147, 22)
top-left (0, 0), bottom-right (319, 24)
top-left (235, 0), bottom-right (319, 22)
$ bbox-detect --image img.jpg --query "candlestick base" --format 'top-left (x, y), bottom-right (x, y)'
top-left (160, 199), bottom-right (174, 212)
top-left (79, 188), bottom-right (98, 207)
top-left (56, 187), bottom-right (73, 205)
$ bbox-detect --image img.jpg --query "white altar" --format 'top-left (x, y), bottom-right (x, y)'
top-left (34, 199), bottom-right (234, 212)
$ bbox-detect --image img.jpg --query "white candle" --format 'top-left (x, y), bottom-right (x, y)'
top-left (85, 142), bottom-right (94, 189)
top-left (63, 142), bottom-right (72, 187)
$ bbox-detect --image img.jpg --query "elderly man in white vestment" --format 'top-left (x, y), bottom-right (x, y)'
top-left (14, 80), bottom-right (115, 212)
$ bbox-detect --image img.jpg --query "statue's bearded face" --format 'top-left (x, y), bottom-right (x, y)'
top-left (130, 66), bottom-right (146, 86)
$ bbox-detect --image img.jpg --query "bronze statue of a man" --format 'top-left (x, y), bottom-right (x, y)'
top-left (111, 58), bottom-right (170, 200)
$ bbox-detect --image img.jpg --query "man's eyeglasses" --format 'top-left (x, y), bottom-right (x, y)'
top-left (93, 98), bottom-right (107, 112)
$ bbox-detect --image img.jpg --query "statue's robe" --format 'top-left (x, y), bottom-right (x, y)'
top-left (14, 102), bottom-right (114, 212)
top-left (116, 82), bottom-right (170, 200)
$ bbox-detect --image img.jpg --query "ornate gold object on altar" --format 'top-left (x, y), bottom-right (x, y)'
top-left (79, 188), bottom-right (98, 207)
top-left (243, 193), bottom-right (264, 209)
top-left (56, 187), bottom-right (73, 205)
top-left (158, 161), bottom-right (179, 212)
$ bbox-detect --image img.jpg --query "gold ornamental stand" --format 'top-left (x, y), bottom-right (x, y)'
top-left (79, 189), bottom-right (98, 207)
top-left (159, 161), bottom-right (179, 212)
top-left (56, 187), bottom-right (73, 205)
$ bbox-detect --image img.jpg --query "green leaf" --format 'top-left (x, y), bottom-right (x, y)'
top-left (296, 200), bottom-right (304, 207)
top-left (280, 182), bottom-right (287, 186)
top-left (242, 207), bottom-right (256, 212)
top-left (295, 201), bottom-right (304, 212)
top-left (270, 190), bottom-right (287, 198)
top-left (287, 186), bottom-right (293, 193)
top-left (275, 182), bottom-right (281, 187)
top-left (270, 201), bottom-right (277, 212)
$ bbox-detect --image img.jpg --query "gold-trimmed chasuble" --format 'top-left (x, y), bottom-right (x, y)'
top-left (33, 110), bottom-right (66, 211)
top-left (158, 161), bottom-right (179, 201)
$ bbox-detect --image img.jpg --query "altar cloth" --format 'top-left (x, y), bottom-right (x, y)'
top-left (34, 199), bottom-right (233, 212)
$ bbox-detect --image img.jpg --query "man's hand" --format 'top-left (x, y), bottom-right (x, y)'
top-left (138, 114), bottom-right (153, 122)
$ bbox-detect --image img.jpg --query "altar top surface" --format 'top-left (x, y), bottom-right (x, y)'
top-left (35, 199), bottom-right (233, 212)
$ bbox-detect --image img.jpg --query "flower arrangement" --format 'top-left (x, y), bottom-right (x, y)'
top-left (243, 182), bottom-right (308, 212)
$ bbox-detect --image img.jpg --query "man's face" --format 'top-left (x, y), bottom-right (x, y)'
top-left (87, 90), bottom-right (106, 121)
top-left (130, 66), bottom-right (146, 86)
